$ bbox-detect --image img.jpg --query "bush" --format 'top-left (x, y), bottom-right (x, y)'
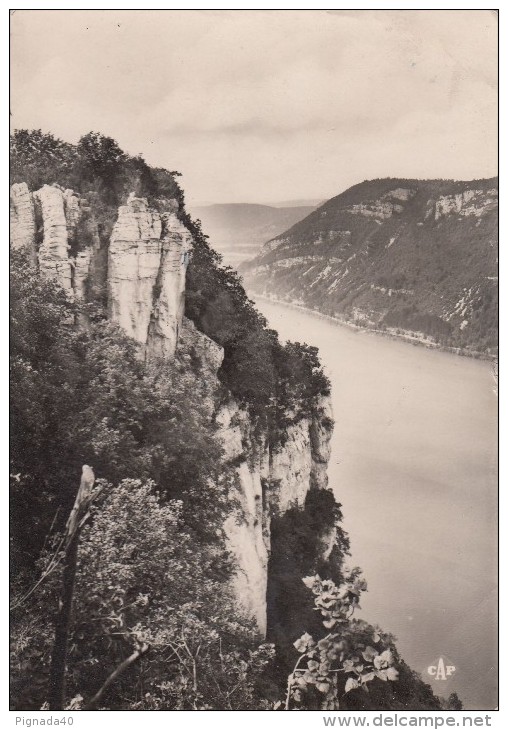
top-left (10, 480), bottom-right (272, 710)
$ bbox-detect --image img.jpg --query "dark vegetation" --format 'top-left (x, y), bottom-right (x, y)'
top-left (11, 131), bottom-right (447, 710)
top-left (267, 489), bottom-right (350, 661)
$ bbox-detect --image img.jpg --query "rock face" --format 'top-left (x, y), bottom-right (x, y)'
top-left (10, 183), bottom-right (193, 360)
top-left (147, 212), bottom-right (194, 359)
top-left (108, 194), bottom-right (193, 358)
top-left (33, 185), bottom-right (74, 291)
top-left (176, 315), bottom-right (334, 635)
top-left (432, 188), bottom-right (498, 220)
top-left (10, 180), bottom-right (335, 636)
top-left (215, 395), bottom-right (334, 634)
top-left (10, 182), bottom-right (92, 297)
top-left (10, 182), bottom-right (36, 262)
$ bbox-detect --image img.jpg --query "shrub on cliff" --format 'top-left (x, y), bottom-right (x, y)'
top-left (182, 214), bottom-right (330, 426)
top-left (10, 479), bottom-right (272, 710)
top-left (284, 576), bottom-right (442, 711)
top-left (267, 488), bottom-right (350, 665)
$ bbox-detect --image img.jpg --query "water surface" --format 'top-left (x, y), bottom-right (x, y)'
top-left (254, 298), bottom-right (498, 710)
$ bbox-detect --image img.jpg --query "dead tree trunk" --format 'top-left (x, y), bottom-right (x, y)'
top-left (82, 644), bottom-right (149, 710)
top-left (48, 465), bottom-right (95, 711)
top-left (48, 532), bottom-right (79, 710)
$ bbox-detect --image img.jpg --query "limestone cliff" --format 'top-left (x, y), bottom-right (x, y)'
top-left (178, 317), bottom-right (333, 635)
top-left (10, 180), bottom-right (334, 636)
top-left (215, 395), bottom-right (333, 633)
top-left (10, 183), bottom-right (192, 360)
top-left (108, 193), bottom-right (192, 358)
top-left (10, 182), bottom-right (36, 262)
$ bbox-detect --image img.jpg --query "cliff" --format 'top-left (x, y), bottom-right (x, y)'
top-left (10, 178), bottom-right (334, 637)
top-left (241, 177), bottom-right (498, 355)
top-left (10, 182), bottom-right (191, 360)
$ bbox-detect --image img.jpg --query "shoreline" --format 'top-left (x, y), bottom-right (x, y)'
top-left (250, 292), bottom-right (497, 363)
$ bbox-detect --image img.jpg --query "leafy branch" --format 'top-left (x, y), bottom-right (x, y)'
top-left (285, 573), bottom-right (399, 710)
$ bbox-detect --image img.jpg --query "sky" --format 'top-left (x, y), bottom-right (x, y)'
top-left (10, 9), bottom-right (498, 206)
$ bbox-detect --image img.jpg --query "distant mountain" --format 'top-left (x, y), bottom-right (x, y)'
top-left (240, 178), bottom-right (498, 355)
top-left (189, 203), bottom-right (316, 267)
top-left (270, 198), bottom-right (324, 208)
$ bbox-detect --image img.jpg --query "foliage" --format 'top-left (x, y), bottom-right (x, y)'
top-left (76, 132), bottom-right (126, 187)
top-left (10, 249), bottom-right (230, 574)
top-left (267, 489), bottom-right (349, 638)
top-left (266, 490), bottom-right (443, 711)
top-left (285, 574), bottom-right (443, 711)
top-left (286, 574), bottom-right (397, 710)
top-left (441, 692), bottom-right (463, 711)
top-left (182, 215), bottom-right (329, 426)
top-left (10, 480), bottom-right (273, 710)
top-left (10, 129), bottom-right (77, 190)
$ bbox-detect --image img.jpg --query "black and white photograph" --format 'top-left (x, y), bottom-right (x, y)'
top-left (8, 8), bottom-right (499, 715)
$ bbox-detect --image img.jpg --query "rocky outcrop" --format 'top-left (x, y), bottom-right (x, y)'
top-left (10, 183), bottom-right (193, 360)
top-left (215, 394), bottom-right (334, 634)
top-left (176, 321), bottom-right (334, 636)
top-left (146, 212), bottom-right (194, 359)
top-left (108, 195), bottom-right (163, 344)
top-left (310, 394), bottom-right (334, 489)
top-left (345, 189), bottom-right (415, 220)
top-left (108, 194), bottom-right (193, 359)
top-left (432, 188), bottom-right (498, 220)
top-left (33, 185), bottom-right (74, 291)
top-left (10, 182), bottom-right (36, 262)
top-left (10, 182), bottom-right (92, 296)
top-left (347, 200), bottom-right (403, 220)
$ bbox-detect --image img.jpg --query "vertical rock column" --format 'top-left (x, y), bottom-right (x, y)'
top-left (108, 194), bottom-right (193, 359)
top-left (309, 394), bottom-right (334, 489)
top-left (33, 185), bottom-right (73, 292)
top-left (108, 195), bottom-right (163, 348)
top-left (10, 182), bottom-right (36, 263)
top-left (217, 402), bottom-right (271, 636)
top-left (147, 210), bottom-right (193, 358)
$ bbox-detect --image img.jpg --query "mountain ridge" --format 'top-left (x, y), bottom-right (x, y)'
top-left (241, 176), bottom-right (498, 355)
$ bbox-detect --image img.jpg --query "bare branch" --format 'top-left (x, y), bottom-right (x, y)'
top-left (82, 644), bottom-right (149, 710)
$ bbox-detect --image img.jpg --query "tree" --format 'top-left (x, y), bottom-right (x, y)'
top-left (441, 692), bottom-right (463, 711)
top-left (77, 132), bottom-right (125, 185)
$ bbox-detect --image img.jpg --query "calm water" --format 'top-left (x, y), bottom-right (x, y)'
top-left (254, 298), bottom-right (498, 710)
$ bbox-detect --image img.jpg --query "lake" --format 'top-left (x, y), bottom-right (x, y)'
top-left (254, 297), bottom-right (498, 710)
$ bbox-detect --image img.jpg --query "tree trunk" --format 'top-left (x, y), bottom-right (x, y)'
top-left (48, 532), bottom-right (79, 710)
top-left (47, 465), bottom-right (95, 710)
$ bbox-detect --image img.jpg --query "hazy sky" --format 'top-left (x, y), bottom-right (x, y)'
top-left (10, 9), bottom-right (498, 206)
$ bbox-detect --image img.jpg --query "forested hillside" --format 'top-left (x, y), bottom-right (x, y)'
top-left (241, 178), bottom-right (498, 355)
